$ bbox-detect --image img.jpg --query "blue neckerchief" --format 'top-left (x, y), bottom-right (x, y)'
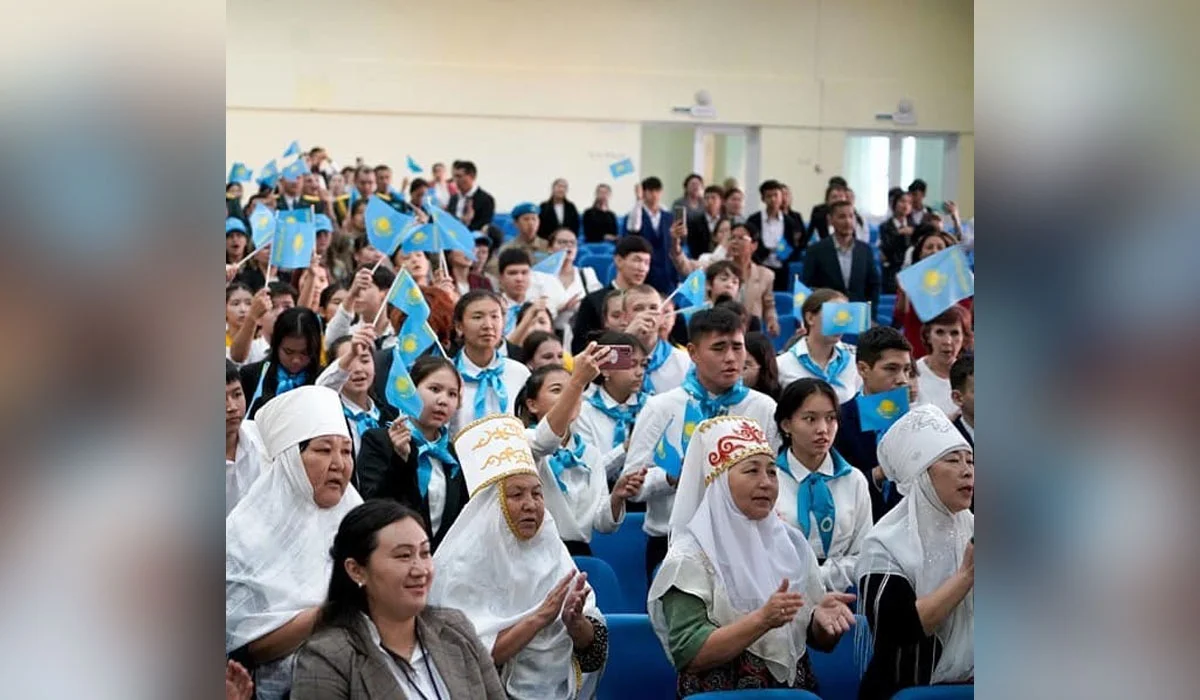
top-left (547, 432), bottom-right (589, 493)
top-left (343, 401), bottom-right (380, 440)
top-left (776, 448), bottom-right (853, 554)
top-left (794, 343), bottom-right (851, 388)
top-left (504, 304), bottom-right (519, 336)
top-left (275, 365), bottom-right (307, 394)
top-left (680, 368), bottom-right (749, 455)
top-left (641, 340), bottom-right (673, 394)
top-left (586, 389), bottom-right (645, 448)
top-left (409, 418), bottom-right (458, 498)
top-left (456, 351), bottom-right (509, 419)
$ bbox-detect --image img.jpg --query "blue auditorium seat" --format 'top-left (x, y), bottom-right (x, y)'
top-left (580, 241), bottom-right (615, 258)
top-left (807, 614), bottom-right (871, 700)
top-left (773, 316), bottom-right (797, 352)
top-left (597, 614), bottom-right (676, 700)
top-left (571, 556), bottom-right (628, 613)
top-left (891, 685), bottom-right (974, 699)
top-left (773, 291), bottom-right (793, 318)
top-left (689, 690), bottom-right (821, 700)
top-left (590, 512), bottom-right (649, 613)
top-left (578, 255), bottom-right (614, 286)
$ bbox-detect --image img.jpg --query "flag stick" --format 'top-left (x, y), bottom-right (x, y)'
top-left (371, 274), bottom-right (402, 326)
top-left (369, 257), bottom-right (385, 275)
top-left (440, 250), bottom-right (449, 276)
top-left (233, 248), bottom-right (261, 268)
top-left (428, 322), bottom-right (450, 360)
top-left (673, 302), bottom-right (711, 316)
top-left (658, 287), bottom-right (680, 311)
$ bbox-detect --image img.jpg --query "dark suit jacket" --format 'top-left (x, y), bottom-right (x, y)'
top-left (537, 199), bottom-right (581, 240)
top-left (238, 360), bottom-right (318, 420)
top-left (292, 607), bottom-right (507, 700)
top-left (835, 398), bottom-right (901, 522)
top-left (581, 207), bottom-right (618, 242)
top-left (954, 416), bottom-right (974, 448)
top-left (808, 203), bottom-right (829, 241)
top-left (357, 427), bottom-right (468, 551)
top-left (684, 211), bottom-right (719, 257)
top-left (746, 210), bottom-right (810, 255)
top-left (801, 236), bottom-right (881, 315)
top-left (570, 284), bottom-right (615, 355)
top-left (878, 219), bottom-right (911, 293)
top-left (446, 187), bottom-right (496, 231)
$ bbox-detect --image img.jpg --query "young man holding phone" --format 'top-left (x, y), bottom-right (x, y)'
top-left (625, 176), bottom-right (678, 297)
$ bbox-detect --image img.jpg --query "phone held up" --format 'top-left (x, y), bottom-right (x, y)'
top-left (673, 204), bottom-right (687, 223)
top-left (598, 345), bottom-right (634, 371)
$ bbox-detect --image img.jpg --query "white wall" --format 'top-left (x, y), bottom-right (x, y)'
top-left (227, 0), bottom-right (973, 215)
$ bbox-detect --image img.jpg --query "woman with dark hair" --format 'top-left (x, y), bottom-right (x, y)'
top-left (776, 288), bottom-right (861, 405)
top-left (879, 190), bottom-right (915, 293)
top-left (773, 379), bottom-right (872, 592)
top-left (317, 328), bottom-right (399, 458)
top-left (356, 357), bottom-right (469, 551)
top-left (520, 330), bottom-right (565, 371)
top-left (915, 305), bottom-right (973, 419)
top-left (239, 307), bottom-right (324, 419)
top-left (317, 282), bottom-right (347, 327)
top-left (581, 183), bottom-right (618, 243)
top-left (742, 331), bottom-right (782, 400)
top-left (575, 331), bottom-right (648, 483)
top-left (448, 290), bottom-right (531, 435)
top-left (291, 500), bottom-right (507, 699)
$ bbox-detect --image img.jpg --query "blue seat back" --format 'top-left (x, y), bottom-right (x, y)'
top-left (891, 686), bottom-right (975, 699)
top-left (571, 556), bottom-right (629, 613)
top-left (773, 291), bottom-right (793, 318)
top-left (590, 512), bottom-right (648, 613)
top-left (580, 242), bottom-right (615, 258)
top-left (773, 315), bottom-right (797, 353)
top-left (597, 614), bottom-right (676, 700)
top-left (578, 255), bottom-right (614, 286)
top-left (807, 614), bottom-right (871, 700)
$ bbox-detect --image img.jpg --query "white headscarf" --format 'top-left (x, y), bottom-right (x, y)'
top-left (857, 404), bottom-right (973, 683)
top-left (649, 416), bottom-right (826, 684)
top-left (225, 386), bottom-right (363, 654)
top-left (430, 415), bottom-right (601, 700)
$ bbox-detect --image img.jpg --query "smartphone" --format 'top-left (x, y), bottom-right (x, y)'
top-left (598, 345), bottom-right (634, 370)
top-left (673, 204), bottom-right (687, 223)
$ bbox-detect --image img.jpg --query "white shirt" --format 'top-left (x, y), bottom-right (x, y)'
top-left (529, 426), bottom-right (622, 544)
top-left (627, 205), bottom-right (662, 233)
top-left (575, 386), bottom-right (640, 480)
top-left (553, 201), bottom-right (565, 225)
top-left (450, 352), bottom-right (531, 436)
top-left (775, 450), bottom-right (872, 592)
top-left (226, 335), bottom-right (269, 367)
top-left (323, 305), bottom-right (397, 350)
top-left (362, 614), bottom-right (452, 700)
top-left (760, 210), bottom-right (785, 250)
top-left (225, 420), bottom-right (265, 516)
top-left (623, 386), bottom-right (780, 537)
top-left (315, 362), bottom-right (381, 456)
top-left (776, 338), bottom-right (862, 404)
top-left (432, 181), bottom-right (450, 210)
top-left (455, 184), bottom-right (478, 220)
top-left (959, 415), bottom-right (975, 442)
top-left (916, 356), bottom-right (958, 419)
top-left (645, 343), bottom-right (692, 396)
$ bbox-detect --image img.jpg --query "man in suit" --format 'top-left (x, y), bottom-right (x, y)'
top-left (569, 235), bottom-right (653, 354)
top-left (950, 354), bottom-right (974, 447)
top-left (685, 185), bottom-right (724, 257)
top-left (802, 200), bottom-right (881, 317)
top-left (834, 325), bottom-right (913, 521)
top-left (447, 160), bottom-right (497, 247)
top-left (746, 179), bottom-right (806, 291)
top-left (537, 177), bottom-right (580, 241)
top-left (807, 175), bottom-right (848, 242)
top-left (624, 176), bottom-right (677, 296)
top-left (275, 166), bottom-right (307, 211)
top-left (907, 178), bottom-right (936, 226)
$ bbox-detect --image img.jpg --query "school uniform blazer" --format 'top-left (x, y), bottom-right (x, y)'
top-left (292, 607), bottom-right (507, 700)
top-left (801, 236), bottom-right (881, 311)
top-left (356, 428), bottom-right (468, 551)
top-left (746, 209), bottom-right (810, 256)
top-left (238, 360), bottom-right (318, 420)
top-left (537, 199), bottom-right (581, 240)
top-left (684, 211), bottom-right (716, 257)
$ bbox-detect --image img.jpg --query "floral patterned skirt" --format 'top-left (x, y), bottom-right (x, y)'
top-left (678, 649), bottom-right (818, 698)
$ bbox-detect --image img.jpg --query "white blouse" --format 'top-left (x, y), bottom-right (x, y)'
top-left (645, 343), bottom-right (692, 396)
top-left (574, 386), bottom-right (641, 481)
top-left (450, 353), bottom-right (531, 437)
top-left (916, 356), bottom-right (958, 419)
top-left (776, 338), bottom-right (861, 404)
top-left (775, 450), bottom-right (872, 592)
top-left (527, 426), bottom-right (622, 544)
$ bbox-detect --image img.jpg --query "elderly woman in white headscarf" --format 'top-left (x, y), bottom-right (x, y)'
top-left (225, 386), bottom-right (364, 700)
top-left (648, 416), bottom-right (857, 697)
top-left (856, 404), bottom-right (974, 699)
top-left (430, 414), bottom-right (608, 699)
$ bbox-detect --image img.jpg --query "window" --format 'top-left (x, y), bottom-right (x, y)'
top-left (844, 133), bottom-right (956, 218)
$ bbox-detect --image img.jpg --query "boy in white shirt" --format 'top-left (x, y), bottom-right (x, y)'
top-left (622, 284), bottom-right (691, 395)
top-left (324, 265), bottom-right (397, 350)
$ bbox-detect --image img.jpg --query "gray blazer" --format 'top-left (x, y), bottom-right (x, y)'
top-left (291, 606), bottom-right (507, 700)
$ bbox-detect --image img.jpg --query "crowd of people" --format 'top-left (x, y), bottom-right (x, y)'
top-left (225, 148), bottom-right (975, 699)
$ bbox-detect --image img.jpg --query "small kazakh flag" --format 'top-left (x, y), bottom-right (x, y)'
top-left (532, 250), bottom-right (566, 275)
top-left (856, 386), bottom-right (910, 433)
top-left (653, 427), bottom-right (684, 480)
top-left (792, 277), bottom-right (813, 312)
top-left (270, 208), bottom-right (316, 269)
top-left (678, 268), bottom-right (707, 308)
top-left (406, 155), bottom-right (423, 173)
top-left (396, 316), bottom-right (439, 366)
top-left (282, 140), bottom-right (301, 159)
top-left (366, 195), bottom-right (415, 257)
top-left (281, 157), bottom-right (309, 181)
top-left (679, 302), bottom-right (712, 323)
top-left (387, 269), bottom-right (431, 324)
top-left (227, 162), bottom-right (252, 184)
top-left (821, 301), bottom-right (871, 335)
top-left (609, 158), bottom-right (635, 179)
top-left (385, 346), bottom-right (425, 417)
top-left (775, 235), bottom-right (794, 260)
top-left (424, 204), bottom-right (477, 260)
top-left (896, 245), bottom-right (975, 322)
top-left (249, 207), bottom-right (276, 249)
top-left (257, 160), bottom-right (280, 189)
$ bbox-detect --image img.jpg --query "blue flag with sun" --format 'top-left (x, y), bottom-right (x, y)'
top-left (269, 208), bottom-right (315, 269)
top-left (249, 207), bottom-right (276, 249)
top-left (856, 387), bottom-right (910, 433)
top-left (396, 317), bottom-right (439, 366)
top-left (677, 268), bottom-right (707, 308)
top-left (609, 158), bottom-right (635, 179)
top-left (821, 301), bottom-right (871, 335)
top-left (653, 420), bottom-right (684, 480)
top-left (387, 269), bottom-right (431, 324)
top-left (896, 245), bottom-right (974, 322)
top-left (366, 195), bottom-right (414, 257)
top-left (228, 162), bottom-right (253, 184)
top-left (792, 277), bottom-right (813, 312)
top-left (385, 347), bottom-right (425, 417)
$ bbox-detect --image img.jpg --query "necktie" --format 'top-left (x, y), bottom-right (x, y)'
top-left (457, 353), bottom-right (509, 419)
top-left (586, 390), bottom-right (645, 448)
top-left (409, 419), bottom-right (459, 498)
top-left (775, 449), bottom-right (853, 555)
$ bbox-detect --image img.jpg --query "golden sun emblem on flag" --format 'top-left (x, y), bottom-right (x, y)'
top-left (656, 440), bottom-right (667, 458)
top-left (286, 216), bottom-right (297, 225)
top-left (393, 375), bottom-right (415, 396)
top-left (921, 269), bottom-right (948, 294)
top-left (834, 309), bottom-right (851, 325)
top-left (683, 421), bottom-right (696, 438)
top-left (407, 287), bottom-right (422, 302)
top-left (412, 230), bottom-right (428, 243)
top-left (794, 293), bottom-right (807, 307)
top-left (255, 215), bottom-right (269, 229)
top-left (292, 234), bottom-right (305, 252)
top-left (877, 399), bottom-right (899, 419)
top-left (375, 217), bottom-right (391, 234)
top-left (402, 335), bottom-right (418, 353)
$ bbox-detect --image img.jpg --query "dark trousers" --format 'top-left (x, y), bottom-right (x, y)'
top-left (564, 540), bottom-right (593, 557)
top-left (645, 535), bottom-right (669, 582)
